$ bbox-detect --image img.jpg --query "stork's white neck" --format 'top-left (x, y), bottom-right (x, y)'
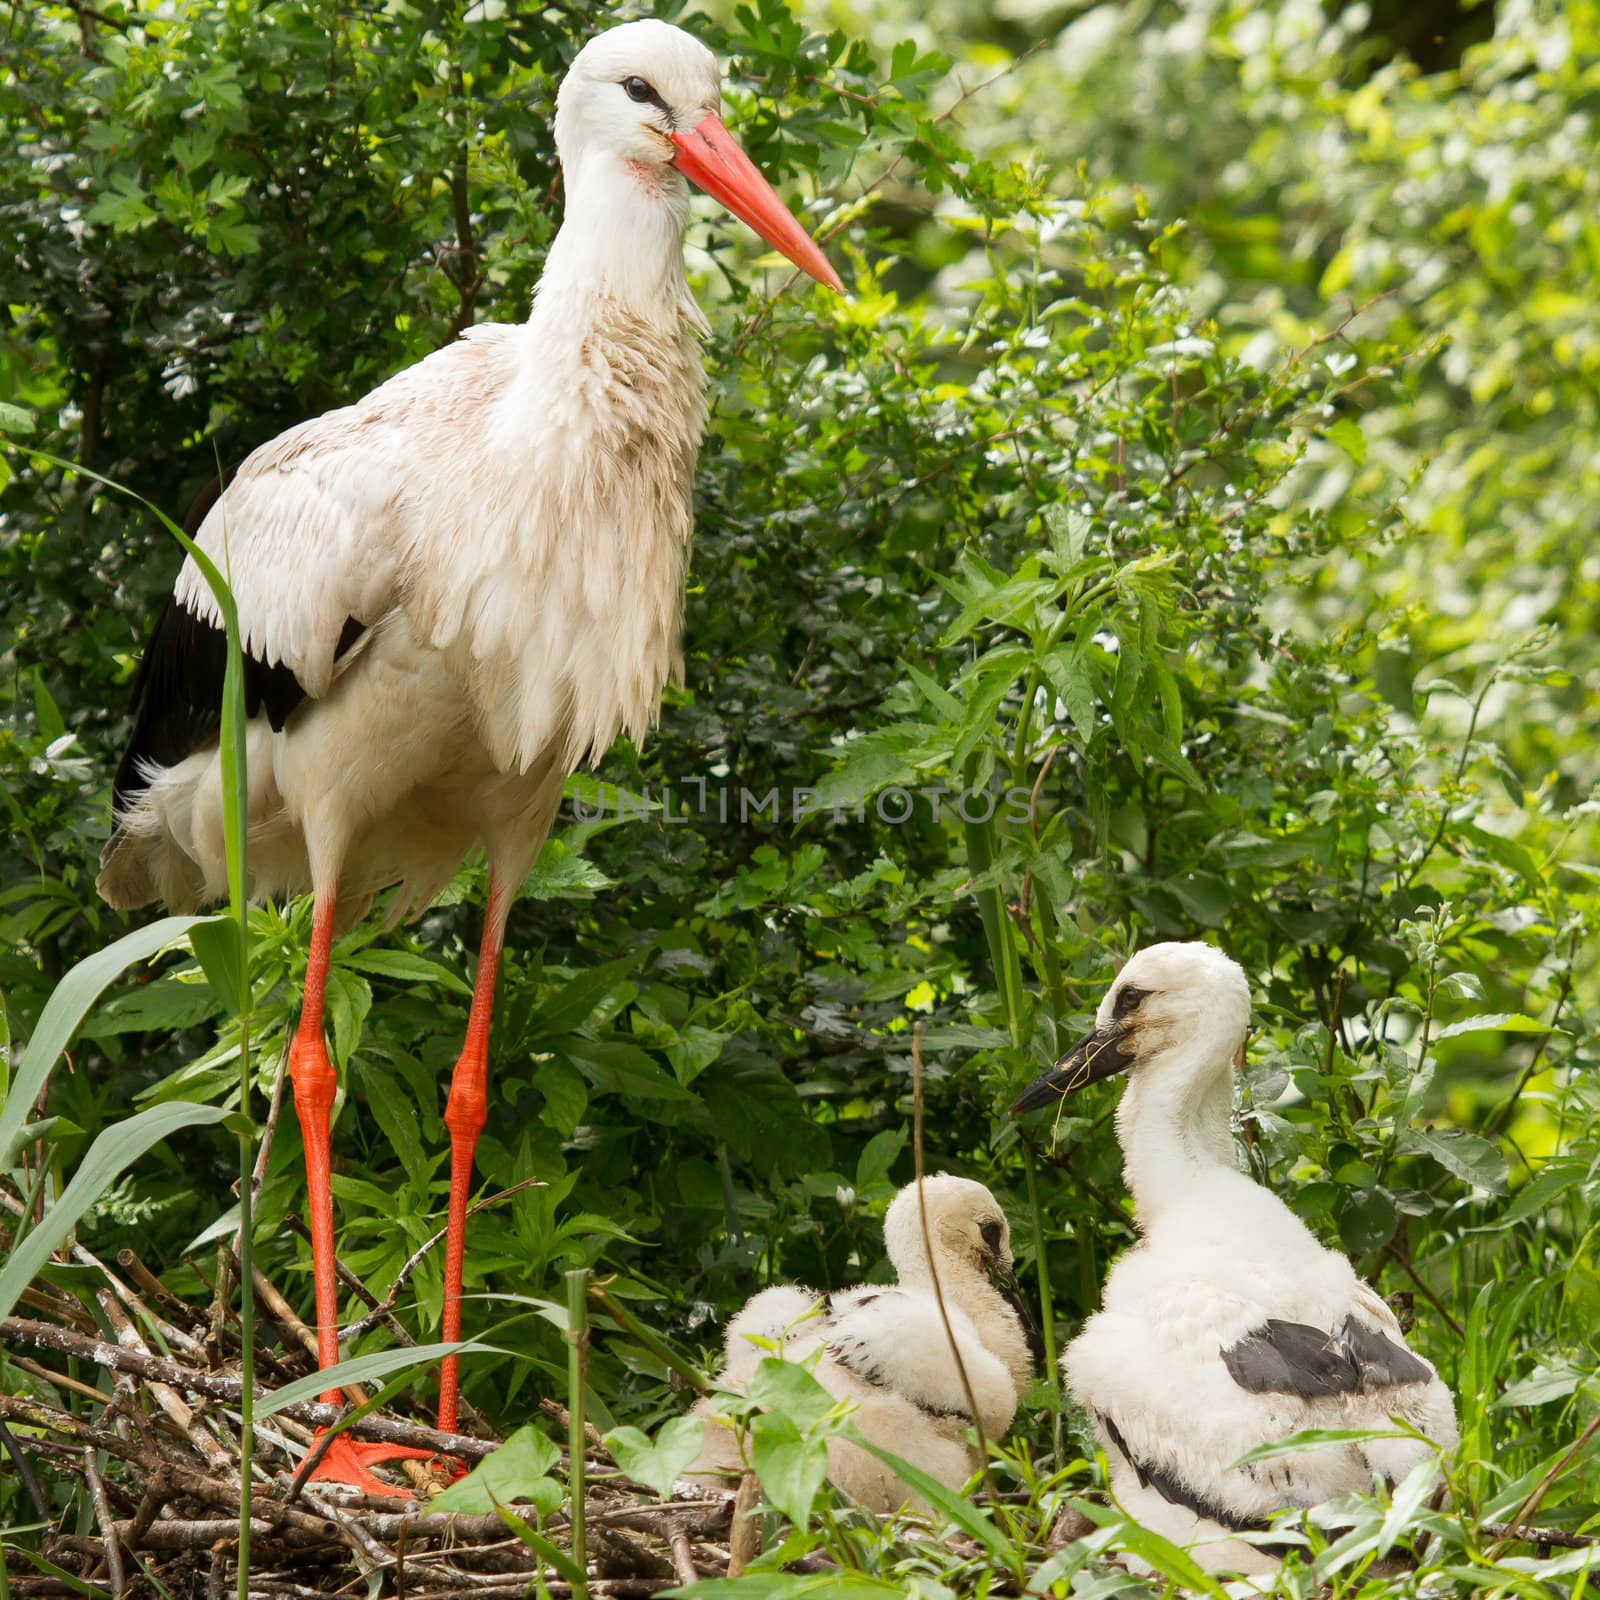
top-left (1116, 1041), bottom-right (1242, 1224)
top-left (533, 153), bottom-right (698, 326)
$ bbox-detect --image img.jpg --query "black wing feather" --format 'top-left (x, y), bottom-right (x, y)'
top-left (1102, 1414), bottom-right (1267, 1534)
top-left (110, 468), bottom-right (364, 822)
top-left (1338, 1315), bottom-right (1432, 1388)
top-left (1222, 1314), bottom-right (1430, 1399)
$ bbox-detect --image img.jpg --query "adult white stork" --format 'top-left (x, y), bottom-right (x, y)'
top-left (98, 18), bottom-right (841, 1491)
top-left (1010, 943), bottom-right (1457, 1575)
top-left (687, 1176), bottom-right (1041, 1512)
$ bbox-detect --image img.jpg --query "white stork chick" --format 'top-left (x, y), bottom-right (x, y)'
top-left (96, 18), bottom-right (840, 1492)
top-left (686, 1176), bottom-right (1041, 1513)
top-left (1011, 942), bottom-right (1458, 1575)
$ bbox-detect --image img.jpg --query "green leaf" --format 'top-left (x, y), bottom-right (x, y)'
top-left (342, 947), bottom-right (473, 996)
top-left (749, 1410), bottom-right (829, 1527)
top-left (1432, 1012), bottom-right (1555, 1041)
top-left (1495, 1360), bottom-right (1593, 1409)
top-left (664, 1024), bottom-right (724, 1087)
top-left (1, 916), bottom-right (213, 1167)
top-left (0, 1100), bottom-right (230, 1323)
top-left (747, 1357), bottom-right (836, 1430)
top-left (1231, 1425), bottom-right (1419, 1466)
top-left (667, 1576), bottom-right (905, 1599)
top-left (1040, 645), bottom-right (1096, 742)
top-left (324, 966), bottom-right (373, 1067)
top-left (355, 1060), bottom-right (430, 1186)
top-left (431, 1424), bottom-right (562, 1513)
top-left (1338, 1187), bottom-right (1397, 1252)
top-left (603, 1416), bottom-right (705, 1499)
top-left (534, 1058), bottom-right (587, 1136)
top-left (258, 1341), bottom-right (502, 1416)
top-left (189, 918), bottom-right (245, 1015)
top-left (844, 1431), bottom-right (1012, 1565)
top-left (1399, 1129), bottom-right (1509, 1194)
top-left (1325, 416), bottom-right (1367, 464)
top-left (0, 399), bottom-right (36, 434)
top-left (854, 1127), bottom-right (906, 1190)
top-left (536, 953), bottom-right (648, 1038)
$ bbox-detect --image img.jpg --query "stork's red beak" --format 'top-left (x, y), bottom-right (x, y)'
top-left (671, 114), bottom-right (844, 293)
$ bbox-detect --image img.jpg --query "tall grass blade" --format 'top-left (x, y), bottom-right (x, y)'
top-left (0, 916), bottom-right (212, 1168)
top-left (565, 1267), bottom-right (590, 1599)
top-left (259, 1341), bottom-right (501, 1415)
top-left (26, 449), bottom-right (260, 1589)
top-left (0, 1100), bottom-right (229, 1321)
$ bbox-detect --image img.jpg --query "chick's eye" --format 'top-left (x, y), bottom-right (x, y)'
top-left (623, 76), bottom-right (655, 104)
top-left (979, 1219), bottom-right (1004, 1253)
top-left (1114, 984), bottom-right (1150, 1020)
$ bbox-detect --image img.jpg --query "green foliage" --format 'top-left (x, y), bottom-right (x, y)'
top-left (5, 0), bottom-right (1600, 1592)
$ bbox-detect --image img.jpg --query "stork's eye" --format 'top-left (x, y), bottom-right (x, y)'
top-left (1113, 984), bottom-right (1150, 1020)
top-left (979, 1218), bottom-right (1004, 1255)
top-left (623, 75), bottom-right (657, 104)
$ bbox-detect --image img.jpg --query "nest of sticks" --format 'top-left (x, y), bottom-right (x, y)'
top-left (0, 1210), bottom-right (747, 1600)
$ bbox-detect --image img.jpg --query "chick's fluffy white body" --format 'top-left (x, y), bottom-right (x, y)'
top-left (688, 1177), bottom-right (1035, 1513)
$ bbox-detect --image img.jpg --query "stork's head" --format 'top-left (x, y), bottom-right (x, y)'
top-left (1009, 941), bottom-right (1252, 1115)
top-left (883, 1175), bottom-right (1045, 1363)
top-left (555, 20), bottom-right (842, 292)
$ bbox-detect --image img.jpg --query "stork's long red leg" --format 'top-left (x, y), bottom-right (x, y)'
top-left (289, 891), bottom-right (430, 1491)
top-left (436, 875), bottom-right (510, 1436)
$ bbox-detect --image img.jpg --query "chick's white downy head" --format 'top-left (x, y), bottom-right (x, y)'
top-left (1010, 941), bottom-right (1252, 1116)
top-left (554, 20), bottom-right (720, 176)
top-left (883, 1174), bottom-right (1015, 1281)
top-left (1097, 941), bottom-right (1251, 1070)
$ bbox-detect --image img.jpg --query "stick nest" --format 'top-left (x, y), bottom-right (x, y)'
top-left (0, 1238), bottom-right (734, 1599)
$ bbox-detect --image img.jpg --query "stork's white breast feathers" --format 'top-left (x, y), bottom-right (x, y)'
top-left (175, 301), bottom-right (706, 775)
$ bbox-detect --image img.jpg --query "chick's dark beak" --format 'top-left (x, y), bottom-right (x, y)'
top-left (987, 1254), bottom-right (1047, 1368)
top-left (1008, 1023), bottom-right (1137, 1116)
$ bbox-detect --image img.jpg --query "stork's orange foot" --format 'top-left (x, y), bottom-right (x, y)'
top-left (307, 1431), bottom-right (434, 1495)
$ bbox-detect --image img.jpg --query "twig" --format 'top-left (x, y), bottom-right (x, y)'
top-left (1484, 931), bottom-right (1578, 1141)
top-left (283, 1419), bottom-right (343, 1505)
top-left (726, 1473), bottom-right (760, 1579)
top-left (82, 1445), bottom-right (127, 1600)
top-left (339, 1177), bottom-right (545, 1340)
top-left (281, 1215), bottom-right (416, 1350)
top-left (667, 1533), bottom-right (697, 1588)
top-left (1487, 1411), bottom-right (1600, 1558)
top-left (910, 1023), bottom-right (992, 1493)
top-left (540, 1397), bottom-right (605, 1451)
top-left (97, 1290), bottom-right (235, 1474)
top-left (0, 1317), bottom-right (496, 1458)
top-left (122, 1465), bottom-right (176, 1553)
top-left (116, 1249), bottom-right (210, 1335)
top-left (1380, 1240), bottom-right (1465, 1341)
top-left (0, 1417), bottom-right (49, 1518)
top-left (1481, 1521), bottom-right (1599, 1551)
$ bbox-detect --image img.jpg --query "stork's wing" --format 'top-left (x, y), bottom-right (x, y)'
top-left (1221, 1315), bottom-right (1431, 1399)
top-left (170, 404), bottom-right (407, 702)
top-left (114, 330), bottom-right (519, 815)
